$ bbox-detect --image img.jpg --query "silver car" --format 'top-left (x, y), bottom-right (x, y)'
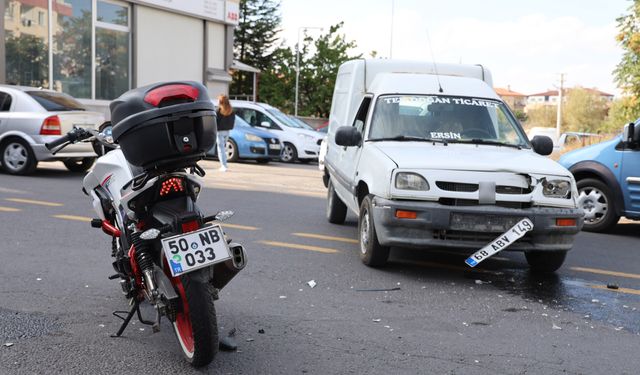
top-left (0, 85), bottom-right (105, 175)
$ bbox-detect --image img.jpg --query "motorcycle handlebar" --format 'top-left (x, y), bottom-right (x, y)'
top-left (45, 127), bottom-right (93, 151)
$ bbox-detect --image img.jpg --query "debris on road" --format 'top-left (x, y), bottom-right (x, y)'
top-left (36, 278), bottom-right (42, 281)
top-left (552, 323), bottom-right (562, 330)
top-left (3, 343), bottom-right (14, 348)
top-left (279, 295), bottom-right (287, 299)
top-left (355, 287), bottom-right (401, 292)
top-left (307, 280), bottom-right (317, 288)
top-left (258, 329), bottom-right (265, 334)
top-left (372, 319), bottom-right (381, 323)
top-left (219, 336), bottom-right (238, 351)
top-left (98, 324), bottom-right (105, 328)
top-left (246, 338), bottom-right (254, 342)
top-left (607, 283), bottom-right (619, 290)
top-left (591, 299), bottom-right (600, 303)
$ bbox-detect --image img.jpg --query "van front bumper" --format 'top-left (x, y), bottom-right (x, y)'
top-left (371, 197), bottom-right (583, 252)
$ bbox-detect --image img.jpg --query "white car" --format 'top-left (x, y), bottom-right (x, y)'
top-left (231, 100), bottom-right (324, 163)
top-left (0, 85), bottom-right (104, 174)
top-left (323, 59), bottom-right (583, 272)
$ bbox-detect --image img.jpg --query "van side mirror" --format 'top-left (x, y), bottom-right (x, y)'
top-left (335, 126), bottom-right (362, 147)
top-left (260, 121), bottom-right (271, 128)
top-left (623, 122), bottom-right (636, 143)
top-left (531, 135), bottom-right (554, 156)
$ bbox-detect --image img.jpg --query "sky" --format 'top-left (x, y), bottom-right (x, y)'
top-left (279, 0), bottom-right (630, 96)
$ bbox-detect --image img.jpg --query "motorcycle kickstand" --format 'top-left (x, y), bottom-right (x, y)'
top-left (110, 299), bottom-right (155, 338)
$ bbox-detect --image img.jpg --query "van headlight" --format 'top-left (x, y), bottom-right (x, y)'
top-left (395, 173), bottom-right (430, 191)
top-left (542, 179), bottom-right (571, 198)
top-left (244, 134), bottom-right (263, 142)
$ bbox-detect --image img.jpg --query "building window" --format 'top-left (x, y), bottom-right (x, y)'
top-left (3, 0), bottom-right (130, 100)
top-left (95, 0), bottom-right (130, 100)
top-left (3, 0), bottom-right (49, 88)
top-left (52, 0), bottom-right (92, 99)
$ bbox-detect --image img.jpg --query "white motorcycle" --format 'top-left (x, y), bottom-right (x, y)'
top-left (45, 82), bottom-right (246, 367)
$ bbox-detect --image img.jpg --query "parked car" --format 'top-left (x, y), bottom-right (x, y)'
top-left (206, 115), bottom-right (281, 163)
top-left (323, 59), bottom-right (583, 272)
top-left (232, 100), bottom-right (324, 163)
top-left (527, 127), bottom-right (604, 151)
top-left (559, 122), bottom-right (640, 232)
top-left (0, 85), bottom-right (104, 174)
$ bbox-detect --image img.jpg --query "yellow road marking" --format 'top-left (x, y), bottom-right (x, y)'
top-left (222, 223), bottom-right (260, 231)
top-left (589, 284), bottom-right (640, 296)
top-left (570, 266), bottom-right (640, 280)
top-left (6, 198), bottom-right (63, 207)
top-left (257, 240), bottom-right (340, 254)
top-left (53, 214), bottom-right (92, 222)
top-left (292, 232), bottom-right (358, 244)
top-left (0, 206), bottom-right (21, 212)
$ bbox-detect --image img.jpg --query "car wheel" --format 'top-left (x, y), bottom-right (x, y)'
top-left (63, 157), bottom-right (95, 172)
top-left (280, 143), bottom-right (298, 163)
top-left (525, 251), bottom-right (567, 273)
top-left (256, 158), bottom-right (270, 164)
top-left (0, 138), bottom-right (38, 175)
top-left (577, 178), bottom-right (619, 232)
top-left (358, 195), bottom-right (390, 267)
top-left (327, 180), bottom-right (347, 224)
top-left (226, 139), bottom-right (239, 162)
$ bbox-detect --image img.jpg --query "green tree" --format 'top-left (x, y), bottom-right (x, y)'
top-left (563, 88), bottom-right (609, 133)
top-left (525, 105), bottom-right (557, 128)
top-left (604, 96), bottom-right (638, 132)
top-left (231, 0), bottom-right (282, 97)
top-left (612, 1), bottom-right (640, 120)
top-left (296, 22), bottom-right (361, 117)
top-left (5, 34), bottom-right (48, 87)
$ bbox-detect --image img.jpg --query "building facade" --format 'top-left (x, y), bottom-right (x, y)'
top-left (1, 0), bottom-right (239, 117)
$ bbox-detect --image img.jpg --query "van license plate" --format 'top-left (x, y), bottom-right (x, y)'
top-left (161, 225), bottom-right (231, 277)
top-left (465, 218), bottom-right (534, 267)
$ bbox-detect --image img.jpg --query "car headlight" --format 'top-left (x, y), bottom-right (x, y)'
top-left (244, 133), bottom-right (263, 142)
top-left (297, 134), bottom-right (314, 142)
top-left (542, 179), bottom-right (571, 198)
top-left (395, 173), bottom-right (430, 191)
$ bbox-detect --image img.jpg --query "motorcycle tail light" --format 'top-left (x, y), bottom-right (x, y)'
top-left (181, 220), bottom-right (199, 233)
top-left (40, 115), bottom-right (62, 135)
top-left (159, 177), bottom-right (185, 197)
top-left (144, 84), bottom-right (199, 107)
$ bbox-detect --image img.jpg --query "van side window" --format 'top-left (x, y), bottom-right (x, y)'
top-left (0, 92), bottom-right (12, 112)
top-left (352, 97), bottom-right (372, 134)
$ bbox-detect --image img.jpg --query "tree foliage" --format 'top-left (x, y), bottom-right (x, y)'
top-left (612, 1), bottom-right (640, 121)
top-left (563, 88), bottom-right (609, 133)
top-left (525, 105), bottom-right (557, 128)
top-left (231, 0), bottom-right (282, 97)
top-left (5, 34), bottom-right (48, 87)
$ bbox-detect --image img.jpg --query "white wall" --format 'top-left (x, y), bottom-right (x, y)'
top-left (136, 6), bottom-right (204, 87)
top-left (207, 22), bottom-right (225, 70)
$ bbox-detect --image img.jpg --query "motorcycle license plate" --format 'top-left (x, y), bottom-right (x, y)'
top-left (161, 225), bottom-right (231, 277)
top-left (465, 218), bottom-right (534, 268)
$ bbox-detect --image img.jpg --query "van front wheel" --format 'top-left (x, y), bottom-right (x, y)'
top-left (358, 195), bottom-right (390, 267)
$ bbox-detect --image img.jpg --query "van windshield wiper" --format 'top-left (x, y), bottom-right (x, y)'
top-left (367, 135), bottom-right (448, 144)
top-left (448, 138), bottom-right (524, 149)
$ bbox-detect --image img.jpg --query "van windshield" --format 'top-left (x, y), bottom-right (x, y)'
top-left (368, 95), bottom-right (528, 147)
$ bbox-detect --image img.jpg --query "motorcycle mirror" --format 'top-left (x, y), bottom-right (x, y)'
top-left (140, 228), bottom-right (161, 240)
top-left (214, 210), bottom-right (234, 222)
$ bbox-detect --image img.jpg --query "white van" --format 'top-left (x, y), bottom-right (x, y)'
top-left (323, 59), bottom-right (583, 272)
top-left (231, 101), bottom-right (324, 163)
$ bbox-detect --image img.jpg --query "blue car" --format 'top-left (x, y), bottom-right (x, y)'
top-left (207, 115), bottom-right (281, 163)
top-left (559, 122), bottom-right (640, 232)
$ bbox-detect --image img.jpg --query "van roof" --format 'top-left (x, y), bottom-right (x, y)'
top-left (369, 74), bottom-right (499, 99)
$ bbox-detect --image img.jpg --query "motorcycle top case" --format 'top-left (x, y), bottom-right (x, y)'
top-left (110, 81), bottom-right (216, 170)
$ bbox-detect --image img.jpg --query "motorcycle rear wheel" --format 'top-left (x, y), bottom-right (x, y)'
top-left (172, 273), bottom-right (219, 367)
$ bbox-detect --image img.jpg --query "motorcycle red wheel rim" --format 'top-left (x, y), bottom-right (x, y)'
top-left (174, 280), bottom-right (195, 355)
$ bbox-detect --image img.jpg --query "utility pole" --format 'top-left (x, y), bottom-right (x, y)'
top-left (556, 73), bottom-right (565, 143)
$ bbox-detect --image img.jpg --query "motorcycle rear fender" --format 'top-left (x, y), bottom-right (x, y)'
top-left (149, 196), bottom-right (202, 231)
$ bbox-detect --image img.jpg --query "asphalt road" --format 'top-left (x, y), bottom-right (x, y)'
top-left (1, 160), bottom-right (640, 375)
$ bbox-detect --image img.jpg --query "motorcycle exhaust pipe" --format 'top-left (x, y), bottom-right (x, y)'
top-left (212, 243), bottom-right (247, 290)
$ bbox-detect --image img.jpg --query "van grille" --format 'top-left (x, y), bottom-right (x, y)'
top-left (433, 230), bottom-right (533, 243)
top-left (436, 181), bottom-right (531, 195)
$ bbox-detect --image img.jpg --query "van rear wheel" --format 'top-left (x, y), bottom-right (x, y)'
top-left (327, 180), bottom-right (347, 224)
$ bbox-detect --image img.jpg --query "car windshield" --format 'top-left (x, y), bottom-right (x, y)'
top-left (368, 95), bottom-right (528, 147)
top-left (266, 108), bottom-right (304, 128)
top-left (288, 115), bottom-right (315, 130)
top-left (27, 91), bottom-right (86, 111)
